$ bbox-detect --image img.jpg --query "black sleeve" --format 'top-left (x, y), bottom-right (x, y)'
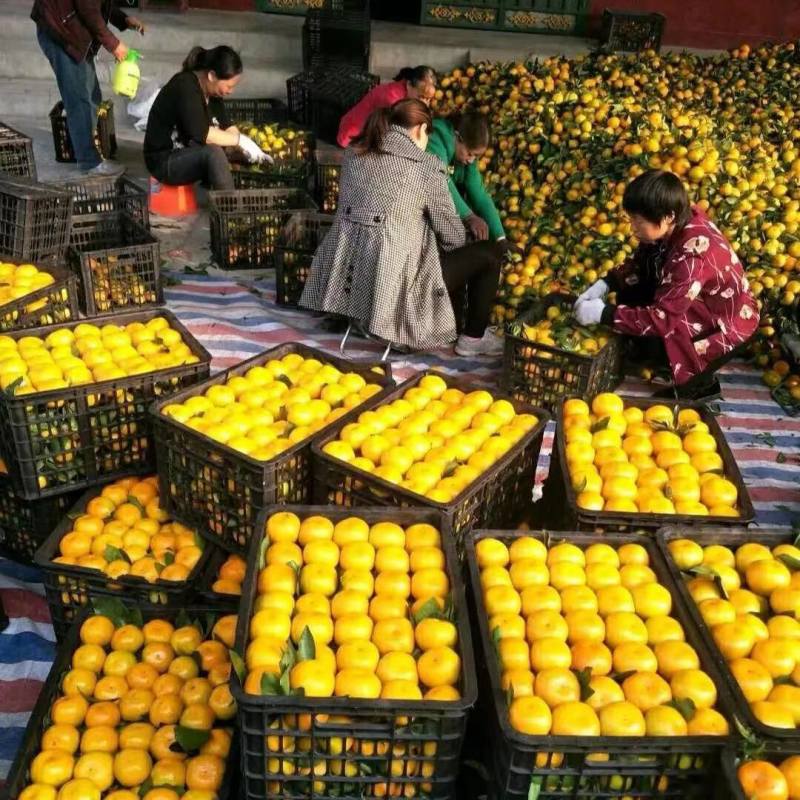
top-left (175, 76), bottom-right (210, 146)
top-left (208, 99), bottom-right (230, 130)
top-left (601, 304), bottom-right (617, 326)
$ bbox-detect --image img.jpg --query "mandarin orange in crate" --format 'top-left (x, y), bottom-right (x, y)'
top-left (5, 600), bottom-right (240, 800)
top-left (658, 527), bottom-right (800, 746)
top-left (312, 370), bottom-right (549, 546)
top-left (466, 529), bottom-right (735, 800)
top-left (721, 750), bottom-right (800, 800)
top-left (151, 342), bottom-right (394, 555)
top-left (35, 476), bottom-right (212, 640)
top-left (230, 506), bottom-right (477, 800)
top-left (0, 309), bottom-right (210, 500)
top-left (197, 548), bottom-right (248, 607)
top-left (0, 260), bottom-right (79, 333)
top-left (542, 393), bottom-right (754, 531)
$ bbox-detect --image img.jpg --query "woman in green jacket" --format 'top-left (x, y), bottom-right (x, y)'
top-left (427, 112), bottom-right (505, 242)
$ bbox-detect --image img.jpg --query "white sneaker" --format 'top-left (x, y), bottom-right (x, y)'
top-left (454, 327), bottom-right (504, 357)
top-left (84, 160), bottom-right (125, 177)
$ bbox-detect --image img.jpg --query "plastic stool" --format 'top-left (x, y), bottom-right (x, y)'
top-left (148, 177), bottom-right (198, 217)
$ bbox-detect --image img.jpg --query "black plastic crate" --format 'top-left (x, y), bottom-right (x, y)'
top-left (232, 159), bottom-right (311, 191)
top-left (0, 261), bottom-right (79, 332)
top-left (600, 9), bottom-right (665, 52)
top-left (196, 544), bottom-right (247, 607)
top-left (658, 526), bottom-right (800, 747)
top-left (224, 96), bottom-right (288, 125)
top-left (503, 293), bottom-right (623, 412)
top-left (303, 8), bottom-right (371, 72)
top-left (4, 602), bottom-right (239, 800)
top-left (58, 175), bottom-right (149, 230)
top-left (0, 121), bottom-right (36, 179)
top-left (209, 187), bottom-right (317, 270)
top-left (275, 210), bottom-right (334, 306)
top-left (287, 71), bottom-right (318, 127)
top-left (151, 342), bottom-right (394, 554)
top-left (315, 155), bottom-right (342, 213)
top-left (0, 309), bottom-right (211, 500)
top-left (0, 477), bottom-right (80, 564)
top-left (50, 100), bottom-right (117, 163)
top-left (719, 750), bottom-right (800, 800)
top-left (232, 504), bottom-right (477, 800)
top-left (0, 175), bottom-right (73, 263)
top-left (466, 529), bottom-right (735, 800)
top-left (312, 370), bottom-right (550, 546)
top-left (35, 485), bottom-right (213, 640)
top-left (541, 395), bottom-right (756, 533)
top-left (311, 70), bottom-right (380, 143)
top-left (67, 210), bottom-right (162, 315)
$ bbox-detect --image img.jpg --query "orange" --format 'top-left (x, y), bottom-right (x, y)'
top-left (114, 748), bottom-right (152, 787)
top-left (411, 568), bottom-right (449, 600)
top-left (337, 641), bottom-right (381, 673)
top-left (508, 695), bottom-right (552, 735)
top-left (181, 677), bottom-right (212, 706)
top-left (526, 609), bottom-right (568, 642)
top-left (119, 722), bottom-right (155, 751)
top-left (779, 755), bottom-right (800, 800)
top-left (631, 583), bottom-right (672, 618)
top-left (62, 668), bottom-right (97, 697)
top-left (530, 638), bottom-right (571, 671)
top-left (94, 675), bottom-right (129, 701)
top-left (51, 694), bottom-right (89, 726)
top-left (768, 685), bottom-right (800, 725)
top-left (381, 680), bottom-right (422, 700)
top-left (509, 559), bottom-right (549, 591)
top-left (332, 517), bottom-right (370, 546)
top-left (373, 618), bottom-right (414, 655)
top-left (208, 683), bottom-right (236, 720)
top-left (712, 620), bottom-right (756, 660)
top-left (669, 669), bottom-right (717, 709)
top-left (701, 477), bottom-right (738, 508)
top-left (200, 728), bottom-right (232, 759)
top-left (646, 616), bottom-right (685, 645)
top-left (596, 586), bottom-right (635, 616)
top-left (621, 672), bottom-right (672, 712)
top-left (415, 618), bottom-right (457, 650)
top-left (565, 611), bottom-right (606, 644)
top-left (195, 640), bottom-right (229, 672)
top-left (84, 701), bottom-right (120, 729)
top-left (586, 676), bottom-right (625, 711)
top-left (334, 614), bottom-right (374, 646)
top-left (737, 761), bottom-right (789, 800)
top-left (612, 643), bottom-right (658, 674)
top-left (551, 701), bottom-right (601, 736)
top-left (42, 724), bottom-right (80, 754)
top-left (142, 642), bottom-right (175, 674)
top-left (654, 641), bottom-right (700, 678)
top-left (30, 750), bottom-right (75, 787)
top-left (499, 638), bottom-right (532, 672)
top-left (335, 669), bottom-right (382, 699)
top-left (534, 667), bottom-right (580, 708)
top-left (752, 701), bottom-right (796, 730)
top-left (185, 754), bottom-right (225, 792)
top-left (604, 612), bottom-right (648, 648)
top-left (111, 625), bottom-right (144, 653)
top-left (752, 639), bottom-right (796, 678)
top-left (257, 564), bottom-right (297, 596)
top-left (698, 598), bottom-right (737, 627)
top-left (570, 641), bottom-right (612, 676)
top-left (501, 669), bottom-right (535, 699)
top-left (376, 651), bottom-right (418, 684)
top-left (180, 703), bottom-right (215, 731)
top-left (149, 694), bottom-right (184, 726)
top-left (548, 562), bottom-right (586, 591)
top-left (598, 700), bottom-right (646, 736)
top-left (521, 585), bottom-right (561, 616)
top-left (560, 586), bottom-right (598, 614)
top-left (747, 559), bottom-right (792, 596)
top-left (80, 616), bottom-right (115, 647)
top-left (417, 646), bottom-right (461, 688)
top-left (368, 594), bottom-right (407, 622)
top-left (120, 688), bottom-right (155, 721)
top-left (168, 655), bottom-right (199, 681)
top-left (484, 585), bottom-right (522, 617)
top-left (645, 705), bottom-right (688, 736)
top-left (151, 758), bottom-right (186, 788)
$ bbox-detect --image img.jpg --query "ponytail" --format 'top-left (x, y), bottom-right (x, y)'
top-left (183, 45), bottom-right (243, 79)
top-left (393, 65), bottom-right (436, 88)
top-left (352, 99), bottom-right (433, 156)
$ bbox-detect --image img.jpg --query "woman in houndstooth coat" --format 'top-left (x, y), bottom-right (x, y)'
top-left (301, 100), bottom-right (505, 354)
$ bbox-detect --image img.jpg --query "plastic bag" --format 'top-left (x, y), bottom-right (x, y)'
top-left (128, 79), bottom-right (161, 132)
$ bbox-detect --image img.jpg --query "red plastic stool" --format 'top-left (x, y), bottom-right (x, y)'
top-left (148, 177), bottom-right (198, 217)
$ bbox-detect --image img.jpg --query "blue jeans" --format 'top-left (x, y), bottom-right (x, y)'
top-left (37, 27), bottom-right (102, 170)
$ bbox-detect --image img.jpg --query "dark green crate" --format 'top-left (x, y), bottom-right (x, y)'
top-left (420, 0), bottom-right (501, 30)
top-left (256, 0), bottom-right (359, 13)
top-left (501, 0), bottom-right (589, 34)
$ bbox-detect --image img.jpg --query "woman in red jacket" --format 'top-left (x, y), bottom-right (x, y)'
top-left (337, 66), bottom-right (436, 148)
top-left (575, 170), bottom-right (758, 401)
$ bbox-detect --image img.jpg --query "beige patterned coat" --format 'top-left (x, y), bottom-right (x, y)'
top-left (300, 126), bottom-right (466, 349)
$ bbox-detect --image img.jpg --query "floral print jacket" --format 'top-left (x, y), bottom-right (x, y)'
top-left (604, 207), bottom-right (759, 385)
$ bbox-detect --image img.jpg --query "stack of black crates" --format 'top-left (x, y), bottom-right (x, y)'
top-left (286, 0), bottom-right (379, 143)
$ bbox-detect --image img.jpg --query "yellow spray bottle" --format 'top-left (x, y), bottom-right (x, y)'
top-left (112, 50), bottom-right (142, 99)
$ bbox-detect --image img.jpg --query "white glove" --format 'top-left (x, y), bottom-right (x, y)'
top-left (238, 134), bottom-right (273, 165)
top-left (574, 298), bottom-right (605, 326)
top-left (575, 279), bottom-right (609, 307)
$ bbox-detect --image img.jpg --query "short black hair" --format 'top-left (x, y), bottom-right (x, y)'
top-left (452, 111), bottom-right (490, 151)
top-left (623, 170), bottom-right (691, 228)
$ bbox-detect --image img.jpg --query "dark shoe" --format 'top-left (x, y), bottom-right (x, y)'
top-left (653, 376), bottom-right (722, 403)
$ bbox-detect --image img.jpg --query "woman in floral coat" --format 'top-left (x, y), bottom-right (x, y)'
top-left (575, 170), bottom-right (758, 400)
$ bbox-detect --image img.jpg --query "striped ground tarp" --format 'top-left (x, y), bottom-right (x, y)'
top-left (0, 271), bottom-right (797, 781)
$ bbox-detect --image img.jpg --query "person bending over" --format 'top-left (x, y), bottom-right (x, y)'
top-left (144, 45), bottom-right (269, 191)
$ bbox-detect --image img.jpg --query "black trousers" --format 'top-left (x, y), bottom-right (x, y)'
top-left (147, 143), bottom-right (235, 191)
top-left (440, 240), bottom-right (503, 338)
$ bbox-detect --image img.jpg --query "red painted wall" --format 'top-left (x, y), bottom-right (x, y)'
top-left (588, 0), bottom-right (800, 49)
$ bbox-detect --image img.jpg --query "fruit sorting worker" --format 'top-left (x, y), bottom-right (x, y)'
top-left (337, 66), bottom-right (437, 148)
top-left (144, 45), bottom-right (271, 192)
top-left (574, 170), bottom-right (759, 400)
top-left (426, 111), bottom-right (506, 245)
top-left (32, 0), bottom-right (145, 177)
top-left (301, 99), bottom-right (505, 357)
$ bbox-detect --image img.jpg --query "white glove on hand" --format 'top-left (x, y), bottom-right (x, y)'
top-left (238, 134), bottom-right (273, 165)
top-left (575, 279), bottom-right (609, 307)
top-left (574, 298), bottom-right (605, 326)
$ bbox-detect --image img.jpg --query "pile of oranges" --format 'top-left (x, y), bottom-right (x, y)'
top-left (563, 393), bottom-right (741, 517)
top-left (0, 316), bottom-right (197, 394)
top-left (475, 535), bottom-right (729, 740)
top-left (321, 374), bottom-right (539, 503)
top-left (209, 553), bottom-right (247, 596)
top-left (668, 537), bottom-right (800, 731)
top-left (0, 262), bottom-right (60, 307)
top-left (160, 354), bottom-right (384, 462)
top-left (244, 511), bottom-right (461, 702)
top-left (738, 756), bottom-right (800, 800)
top-left (18, 610), bottom-right (238, 800)
top-left (51, 476), bottom-right (203, 585)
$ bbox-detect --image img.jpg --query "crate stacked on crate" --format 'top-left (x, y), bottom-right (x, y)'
top-left (58, 175), bottom-right (150, 231)
top-left (34, 476), bottom-right (214, 638)
top-left (658, 527), bottom-right (800, 744)
top-left (540, 393), bottom-right (755, 532)
top-left (0, 260), bottom-right (79, 332)
top-left (311, 68), bottom-right (380, 143)
top-left (208, 187), bottom-right (317, 270)
top-left (600, 9), bottom-right (666, 52)
top-left (50, 100), bottom-right (118, 163)
top-left (315, 151), bottom-right (343, 213)
top-left (68, 210), bottom-right (161, 314)
top-left (465, 529), bottom-right (735, 800)
top-left (151, 342), bottom-right (394, 555)
top-left (503, 293), bottom-right (622, 411)
top-left (0, 121), bottom-right (36, 179)
top-left (312, 370), bottom-right (549, 546)
top-left (0, 175), bottom-right (72, 263)
top-left (275, 210), bottom-right (334, 305)
top-left (0, 309), bottom-right (210, 501)
top-left (303, 1), bottom-right (371, 72)
top-left (4, 601), bottom-right (240, 800)
top-left (231, 504), bottom-right (477, 800)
